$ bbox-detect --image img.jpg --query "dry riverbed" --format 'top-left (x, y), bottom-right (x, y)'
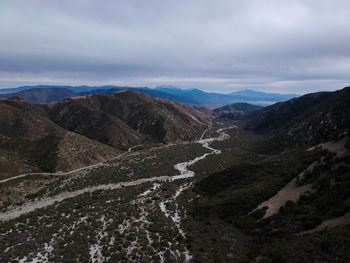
top-left (0, 121), bottom-right (239, 262)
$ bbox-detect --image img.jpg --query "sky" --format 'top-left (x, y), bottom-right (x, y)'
top-left (0, 0), bottom-right (349, 94)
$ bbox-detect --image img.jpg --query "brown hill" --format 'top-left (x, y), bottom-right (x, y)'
top-left (0, 99), bottom-right (118, 179)
top-left (43, 95), bottom-right (143, 149)
top-left (0, 91), bottom-right (211, 179)
top-left (45, 90), bottom-right (211, 145)
top-left (245, 86), bottom-right (350, 146)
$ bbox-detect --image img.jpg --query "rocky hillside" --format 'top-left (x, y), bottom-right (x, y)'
top-left (245, 86), bottom-right (350, 146)
top-left (0, 98), bottom-right (119, 179)
top-left (45, 90), bottom-right (211, 146)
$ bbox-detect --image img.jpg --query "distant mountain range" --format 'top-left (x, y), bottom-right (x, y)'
top-left (0, 85), bottom-right (299, 107)
top-left (229, 89), bottom-right (298, 101)
top-left (0, 88), bottom-right (76, 103)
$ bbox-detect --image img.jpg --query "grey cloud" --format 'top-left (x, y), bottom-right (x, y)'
top-left (0, 0), bottom-right (349, 93)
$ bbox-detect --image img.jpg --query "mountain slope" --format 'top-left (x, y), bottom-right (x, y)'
top-left (0, 98), bottom-right (119, 179)
top-left (191, 86), bottom-right (350, 262)
top-left (245, 86), bottom-right (350, 146)
top-left (44, 96), bottom-right (143, 149)
top-left (109, 91), bottom-right (211, 142)
top-left (45, 90), bottom-right (211, 145)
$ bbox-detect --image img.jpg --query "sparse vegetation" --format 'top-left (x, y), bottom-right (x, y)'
top-left (1, 87), bottom-right (350, 262)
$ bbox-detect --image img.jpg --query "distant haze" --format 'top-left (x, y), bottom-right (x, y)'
top-left (0, 0), bottom-right (349, 94)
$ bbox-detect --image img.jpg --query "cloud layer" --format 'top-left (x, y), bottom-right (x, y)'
top-left (0, 0), bottom-right (349, 93)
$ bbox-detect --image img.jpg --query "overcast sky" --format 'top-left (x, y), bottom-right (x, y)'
top-left (0, 0), bottom-right (349, 93)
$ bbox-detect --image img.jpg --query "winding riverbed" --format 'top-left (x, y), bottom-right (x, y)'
top-left (0, 125), bottom-right (235, 221)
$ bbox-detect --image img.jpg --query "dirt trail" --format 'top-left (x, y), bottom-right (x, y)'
top-left (0, 147), bottom-right (135, 184)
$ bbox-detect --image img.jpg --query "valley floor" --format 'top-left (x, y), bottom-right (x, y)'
top-left (0, 120), bottom-right (248, 262)
top-left (1, 119), bottom-right (349, 263)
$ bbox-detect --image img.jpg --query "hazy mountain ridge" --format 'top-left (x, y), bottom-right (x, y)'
top-left (229, 89), bottom-right (298, 101)
top-left (0, 88), bottom-right (75, 103)
top-left (0, 85), bottom-right (299, 107)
